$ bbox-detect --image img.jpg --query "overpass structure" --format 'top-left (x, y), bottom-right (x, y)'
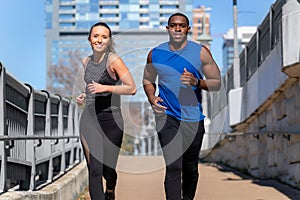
top-left (204, 0), bottom-right (300, 189)
top-left (0, 0), bottom-right (300, 199)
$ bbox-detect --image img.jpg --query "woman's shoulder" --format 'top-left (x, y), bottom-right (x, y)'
top-left (81, 56), bottom-right (92, 68)
top-left (106, 52), bottom-right (123, 72)
top-left (108, 52), bottom-right (118, 59)
top-left (107, 52), bottom-right (122, 64)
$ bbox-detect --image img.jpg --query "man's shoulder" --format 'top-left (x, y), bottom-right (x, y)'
top-left (188, 40), bottom-right (202, 47)
top-left (186, 40), bottom-right (203, 52)
top-left (154, 42), bottom-right (169, 50)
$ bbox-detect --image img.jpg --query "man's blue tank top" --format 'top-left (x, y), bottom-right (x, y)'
top-left (151, 41), bottom-right (205, 122)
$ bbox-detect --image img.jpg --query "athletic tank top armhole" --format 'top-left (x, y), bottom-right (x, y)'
top-left (82, 56), bottom-right (91, 69)
top-left (106, 52), bottom-right (118, 81)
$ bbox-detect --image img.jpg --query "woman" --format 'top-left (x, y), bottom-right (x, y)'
top-left (76, 22), bottom-right (136, 200)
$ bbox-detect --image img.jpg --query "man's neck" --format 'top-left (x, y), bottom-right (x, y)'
top-left (169, 40), bottom-right (188, 51)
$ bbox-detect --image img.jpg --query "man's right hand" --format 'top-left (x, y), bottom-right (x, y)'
top-left (150, 96), bottom-right (167, 113)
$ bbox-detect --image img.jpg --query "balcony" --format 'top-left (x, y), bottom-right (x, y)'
top-left (99, 0), bottom-right (119, 5)
top-left (99, 8), bottom-right (119, 14)
top-left (159, 0), bottom-right (179, 5)
top-left (59, 9), bottom-right (76, 14)
top-left (59, 1), bottom-right (76, 6)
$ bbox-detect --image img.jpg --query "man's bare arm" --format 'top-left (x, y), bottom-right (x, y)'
top-left (143, 50), bottom-right (157, 102)
top-left (143, 50), bottom-right (167, 113)
top-left (200, 45), bottom-right (221, 91)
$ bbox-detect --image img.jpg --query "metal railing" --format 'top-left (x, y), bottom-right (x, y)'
top-left (238, 0), bottom-right (283, 87)
top-left (0, 63), bottom-right (83, 193)
top-left (208, 0), bottom-right (284, 120)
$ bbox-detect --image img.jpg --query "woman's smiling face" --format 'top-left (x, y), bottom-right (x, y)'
top-left (88, 25), bottom-right (111, 52)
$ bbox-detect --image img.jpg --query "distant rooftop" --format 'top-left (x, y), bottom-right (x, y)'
top-left (223, 26), bottom-right (257, 43)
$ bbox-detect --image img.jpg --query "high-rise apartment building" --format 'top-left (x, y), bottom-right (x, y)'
top-left (222, 26), bottom-right (256, 74)
top-left (192, 6), bottom-right (212, 49)
top-left (45, 0), bottom-right (194, 95)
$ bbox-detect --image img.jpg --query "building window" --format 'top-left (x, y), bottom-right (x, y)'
top-left (59, 5), bottom-right (74, 10)
top-left (140, 5), bottom-right (149, 9)
top-left (59, 22), bottom-right (74, 28)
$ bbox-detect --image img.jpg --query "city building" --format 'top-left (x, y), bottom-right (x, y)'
top-left (222, 26), bottom-right (256, 74)
top-left (192, 5), bottom-right (212, 49)
top-left (45, 0), bottom-right (194, 93)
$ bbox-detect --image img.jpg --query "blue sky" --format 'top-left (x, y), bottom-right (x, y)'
top-left (0, 0), bottom-right (275, 90)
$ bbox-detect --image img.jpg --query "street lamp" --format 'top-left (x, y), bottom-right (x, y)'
top-left (233, 0), bottom-right (240, 88)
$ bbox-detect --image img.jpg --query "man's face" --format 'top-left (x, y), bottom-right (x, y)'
top-left (166, 16), bottom-right (190, 43)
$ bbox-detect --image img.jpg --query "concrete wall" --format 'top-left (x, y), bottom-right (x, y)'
top-left (205, 78), bottom-right (300, 188)
top-left (0, 161), bottom-right (88, 200)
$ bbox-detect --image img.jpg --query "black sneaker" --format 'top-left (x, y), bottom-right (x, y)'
top-left (105, 190), bottom-right (115, 200)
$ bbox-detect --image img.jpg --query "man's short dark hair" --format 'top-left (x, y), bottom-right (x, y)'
top-left (167, 13), bottom-right (190, 26)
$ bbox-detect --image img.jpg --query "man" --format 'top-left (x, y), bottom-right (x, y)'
top-left (143, 13), bottom-right (221, 200)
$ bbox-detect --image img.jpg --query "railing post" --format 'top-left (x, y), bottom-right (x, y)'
top-left (42, 90), bottom-right (54, 183)
top-left (67, 102), bottom-right (75, 167)
top-left (56, 95), bottom-right (66, 174)
top-left (25, 84), bottom-right (36, 191)
top-left (0, 64), bottom-right (8, 192)
top-left (74, 104), bottom-right (81, 162)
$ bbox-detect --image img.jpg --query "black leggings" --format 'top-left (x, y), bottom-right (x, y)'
top-left (155, 114), bottom-right (205, 200)
top-left (79, 107), bottom-right (123, 200)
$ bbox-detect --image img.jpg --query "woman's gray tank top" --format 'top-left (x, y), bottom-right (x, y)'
top-left (84, 52), bottom-right (119, 107)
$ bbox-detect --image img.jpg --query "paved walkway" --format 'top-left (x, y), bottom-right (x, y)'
top-left (78, 156), bottom-right (300, 200)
